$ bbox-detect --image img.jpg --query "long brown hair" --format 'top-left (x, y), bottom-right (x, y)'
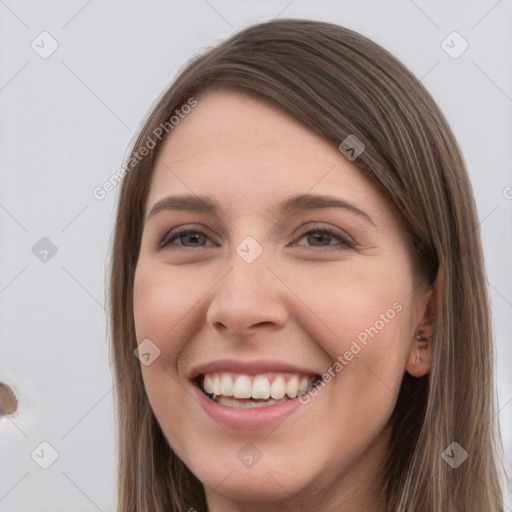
top-left (108, 19), bottom-right (505, 511)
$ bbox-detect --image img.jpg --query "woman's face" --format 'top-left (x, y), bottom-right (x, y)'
top-left (133, 91), bottom-right (433, 510)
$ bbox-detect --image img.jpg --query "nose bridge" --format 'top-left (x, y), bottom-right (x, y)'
top-left (206, 237), bottom-right (288, 334)
top-left (226, 243), bottom-right (269, 299)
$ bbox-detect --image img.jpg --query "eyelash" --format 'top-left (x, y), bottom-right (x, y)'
top-left (158, 225), bottom-right (356, 251)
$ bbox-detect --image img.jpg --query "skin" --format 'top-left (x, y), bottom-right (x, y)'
top-left (133, 90), bottom-right (435, 512)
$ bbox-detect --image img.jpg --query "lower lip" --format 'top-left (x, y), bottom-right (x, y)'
top-left (193, 384), bottom-right (303, 430)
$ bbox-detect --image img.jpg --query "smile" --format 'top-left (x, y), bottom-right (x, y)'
top-left (196, 371), bottom-right (317, 408)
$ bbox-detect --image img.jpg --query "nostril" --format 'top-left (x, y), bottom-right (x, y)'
top-left (0, 382), bottom-right (19, 417)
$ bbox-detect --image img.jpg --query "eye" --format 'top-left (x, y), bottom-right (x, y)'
top-left (159, 226), bottom-right (215, 249)
top-left (158, 224), bottom-right (355, 250)
top-left (292, 226), bottom-right (355, 250)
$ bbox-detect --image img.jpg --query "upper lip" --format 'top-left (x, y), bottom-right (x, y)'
top-left (188, 358), bottom-right (320, 380)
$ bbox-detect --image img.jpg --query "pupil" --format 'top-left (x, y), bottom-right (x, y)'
top-left (185, 233), bottom-right (204, 245)
top-left (308, 232), bottom-right (330, 246)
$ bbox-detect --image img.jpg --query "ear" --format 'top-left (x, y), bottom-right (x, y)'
top-left (405, 284), bottom-right (436, 378)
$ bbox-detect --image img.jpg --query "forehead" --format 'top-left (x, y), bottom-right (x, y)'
top-left (147, 90), bottom-right (389, 226)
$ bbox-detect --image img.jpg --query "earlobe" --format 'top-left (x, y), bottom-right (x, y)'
top-left (406, 284), bottom-right (436, 377)
top-left (405, 338), bottom-right (432, 377)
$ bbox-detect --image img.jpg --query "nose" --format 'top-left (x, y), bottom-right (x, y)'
top-left (206, 247), bottom-right (289, 337)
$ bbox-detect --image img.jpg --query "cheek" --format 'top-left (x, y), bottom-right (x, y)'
top-left (133, 264), bottom-right (203, 451)
top-left (291, 257), bottom-right (414, 395)
top-left (132, 261), bottom-right (216, 408)
top-left (133, 263), bottom-right (202, 345)
top-left (290, 256), bottom-right (413, 341)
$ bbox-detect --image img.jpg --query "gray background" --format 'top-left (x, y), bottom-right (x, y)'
top-left (0, 1), bottom-right (511, 510)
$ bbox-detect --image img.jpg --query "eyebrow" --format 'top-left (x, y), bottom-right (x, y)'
top-left (146, 193), bottom-right (375, 226)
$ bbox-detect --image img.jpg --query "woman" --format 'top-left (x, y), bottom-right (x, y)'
top-left (109, 19), bottom-right (505, 511)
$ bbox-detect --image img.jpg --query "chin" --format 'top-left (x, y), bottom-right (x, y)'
top-left (200, 465), bottom-right (310, 503)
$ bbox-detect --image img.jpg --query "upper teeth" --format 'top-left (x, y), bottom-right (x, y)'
top-left (202, 372), bottom-right (312, 400)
